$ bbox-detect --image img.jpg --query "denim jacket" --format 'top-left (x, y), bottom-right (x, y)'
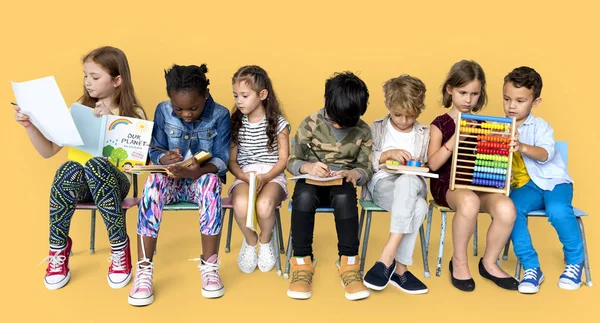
top-left (149, 95), bottom-right (231, 183)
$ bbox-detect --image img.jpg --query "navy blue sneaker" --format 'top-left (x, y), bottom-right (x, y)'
top-left (363, 261), bottom-right (396, 290)
top-left (558, 262), bottom-right (584, 290)
top-left (390, 271), bottom-right (428, 294)
top-left (518, 267), bottom-right (544, 294)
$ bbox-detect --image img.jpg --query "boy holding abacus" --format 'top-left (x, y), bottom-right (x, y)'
top-left (504, 66), bottom-right (584, 293)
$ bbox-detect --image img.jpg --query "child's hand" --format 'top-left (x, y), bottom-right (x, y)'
top-left (334, 169), bottom-right (361, 187)
top-left (159, 148), bottom-right (183, 165)
top-left (386, 149), bottom-right (412, 165)
top-left (167, 153), bottom-right (200, 179)
top-left (509, 130), bottom-right (522, 153)
top-left (93, 101), bottom-right (113, 117)
top-left (301, 162), bottom-right (330, 178)
top-left (256, 174), bottom-right (271, 193)
top-left (13, 104), bottom-right (32, 128)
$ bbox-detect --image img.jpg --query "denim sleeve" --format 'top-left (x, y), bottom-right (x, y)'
top-left (149, 104), bottom-right (168, 165)
top-left (207, 108), bottom-right (231, 178)
top-left (533, 118), bottom-right (556, 165)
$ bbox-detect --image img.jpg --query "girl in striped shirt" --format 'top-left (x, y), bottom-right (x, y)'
top-left (228, 65), bottom-right (290, 273)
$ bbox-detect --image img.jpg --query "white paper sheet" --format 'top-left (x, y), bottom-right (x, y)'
top-left (11, 76), bottom-right (83, 146)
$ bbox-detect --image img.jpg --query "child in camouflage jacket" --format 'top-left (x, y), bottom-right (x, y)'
top-left (285, 71), bottom-right (373, 301)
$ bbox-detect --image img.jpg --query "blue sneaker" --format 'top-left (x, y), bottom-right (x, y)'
top-left (518, 268), bottom-right (544, 294)
top-left (558, 262), bottom-right (584, 290)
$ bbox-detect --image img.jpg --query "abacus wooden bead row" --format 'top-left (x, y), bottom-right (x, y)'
top-left (450, 113), bottom-right (516, 195)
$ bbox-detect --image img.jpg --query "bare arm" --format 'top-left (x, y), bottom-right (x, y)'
top-left (228, 142), bottom-right (249, 182)
top-left (427, 124), bottom-right (454, 171)
top-left (14, 104), bottom-right (61, 158)
top-left (261, 128), bottom-right (290, 181)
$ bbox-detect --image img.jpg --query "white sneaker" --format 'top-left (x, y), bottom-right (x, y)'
top-left (257, 238), bottom-right (276, 272)
top-left (128, 260), bottom-right (154, 306)
top-left (238, 239), bottom-right (257, 273)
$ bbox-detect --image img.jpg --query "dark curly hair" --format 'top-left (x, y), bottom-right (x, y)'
top-left (504, 66), bottom-right (543, 99)
top-left (231, 65), bottom-right (285, 152)
top-left (164, 64), bottom-right (210, 96)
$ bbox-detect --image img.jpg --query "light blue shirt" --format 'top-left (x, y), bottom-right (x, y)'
top-left (515, 113), bottom-right (573, 190)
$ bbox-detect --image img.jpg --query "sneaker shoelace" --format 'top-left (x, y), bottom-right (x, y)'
top-left (291, 269), bottom-right (313, 284)
top-left (107, 250), bottom-right (127, 271)
top-left (522, 269), bottom-right (538, 281)
top-left (39, 252), bottom-right (66, 273)
top-left (132, 260), bottom-right (153, 292)
top-left (189, 257), bottom-right (222, 285)
top-left (340, 268), bottom-right (363, 286)
top-left (562, 264), bottom-right (582, 279)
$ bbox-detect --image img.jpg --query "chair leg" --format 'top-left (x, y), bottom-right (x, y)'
top-left (473, 216), bottom-right (478, 256)
top-left (419, 223), bottom-right (430, 278)
top-left (276, 209), bottom-right (285, 254)
top-left (358, 208), bottom-right (365, 242)
top-left (436, 211), bottom-right (447, 277)
top-left (360, 211), bottom-right (372, 276)
top-left (89, 210), bottom-right (97, 254)
top-left (273, 216), bottom-right (282, 276)
top-left (503, 240), bottom-right (511, 260)
top-left (577, 217), bottom-right (593, 286)
top-left (425, 202), bottom-right (434, 254)
top-left (284, 224), bottom-right (293, 280)
top-left (225, 208), bottom-right (234, 253)
top-left (514, 259), bottom-right (522, 280)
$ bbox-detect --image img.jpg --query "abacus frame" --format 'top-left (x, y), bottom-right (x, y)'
top-left (449, 112), bottom-right (517, 196)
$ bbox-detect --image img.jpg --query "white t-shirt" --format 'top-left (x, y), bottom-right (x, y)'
top-left (382, 119), bottom-right (416, 156)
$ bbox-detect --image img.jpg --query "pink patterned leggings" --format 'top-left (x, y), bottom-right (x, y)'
top-left (137, 173), bottom-right (222, 238)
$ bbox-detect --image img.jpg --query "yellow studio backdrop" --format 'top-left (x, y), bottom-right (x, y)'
top-left (1, 0), bottom-right (599, 322)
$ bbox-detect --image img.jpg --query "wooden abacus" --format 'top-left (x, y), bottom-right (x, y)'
top-left (450, 113), bottom-right (516, 196)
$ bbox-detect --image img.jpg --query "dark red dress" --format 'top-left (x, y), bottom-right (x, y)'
top-left (430, 114), bottom-right (455, 207)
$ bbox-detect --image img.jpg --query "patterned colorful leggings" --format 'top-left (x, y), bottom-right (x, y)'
top-left (49, 157), bottom-right (130, 247)
top-left (137, 173), bottom-right (222, 238)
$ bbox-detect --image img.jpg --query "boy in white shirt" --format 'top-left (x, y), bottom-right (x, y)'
top-left (363, 75), bottom-right (430, 294)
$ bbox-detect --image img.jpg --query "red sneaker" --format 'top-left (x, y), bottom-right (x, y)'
top-left (107, 237), bottom-right (132, 289)
top-left (42, 237), bottom-right (73, 290)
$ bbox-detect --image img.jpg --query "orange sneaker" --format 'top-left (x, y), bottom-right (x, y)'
top-left (287, 256), bottom-right (316, 299)
top-left (337, 255), bottom-right (370, 300)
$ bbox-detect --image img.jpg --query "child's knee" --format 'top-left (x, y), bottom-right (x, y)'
top-left (454, 192), bottom-right (480, 217)
top-left (546, 202), bottom-right (575, 224)
top-left (256, 198), bottom-right (276, 220)
top-left (394, 174), bottom-right (420, 189)
top-left (84, 156), bottom-right (110, 171)
top-left (491, 198), bottom-right (516, 224)
top-left (292, 190), bottom-right (318, 211)
top-left (56, 161), bottom-right (84, 175)
top-left (232, 197), bottom-right (248, 219)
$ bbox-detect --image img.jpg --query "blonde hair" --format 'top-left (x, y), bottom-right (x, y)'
top-left (382, 75), bottom-right (426, 117)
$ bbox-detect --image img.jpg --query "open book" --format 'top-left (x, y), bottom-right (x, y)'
top-left (290, 174), bottom-right (343, 186)
top-left (379, 161), bottom-right (439, 179)
top-left (245, 172), bottom-right (260, 232)
top-left (68, 103), bottom-right (154, 171)
top-left (127, 151), bottom-right (212, 174)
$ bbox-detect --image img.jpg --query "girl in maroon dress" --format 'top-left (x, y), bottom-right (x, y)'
top-left (428, 60), bottom-right (518, 292)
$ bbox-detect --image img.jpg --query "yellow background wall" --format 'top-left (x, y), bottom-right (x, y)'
top-left (1, 0), bottom-right (598, 322)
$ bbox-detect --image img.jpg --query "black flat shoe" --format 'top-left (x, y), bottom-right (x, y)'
top-left (478, 258), bottom-right (518, 290)
top-left (449, 260), bottom-right (475, 292)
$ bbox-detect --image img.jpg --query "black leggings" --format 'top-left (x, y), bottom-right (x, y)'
top-left (290, 180), bottom-right (359, 258)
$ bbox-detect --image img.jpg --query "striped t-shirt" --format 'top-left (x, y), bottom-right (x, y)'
top-left (236, 114), bottom-right (290, 167)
